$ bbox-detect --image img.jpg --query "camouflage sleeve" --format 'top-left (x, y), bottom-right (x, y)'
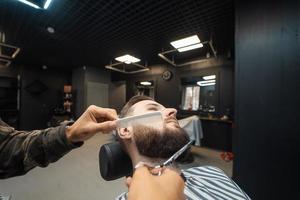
top-left (0, 120), bottom-right (83, 179)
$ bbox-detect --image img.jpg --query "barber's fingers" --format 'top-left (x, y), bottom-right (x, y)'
top-left (126, 176), bottom-right (132, 188)
top-left (138, 166), bottom-right (184, 187)
top-left (149, 167), bottom-right (163, 175)
top-left (133, 166), bottom-right (152, 178)
top-left (93, 120), bottom-right (117, 133)
top-left (159, 168), bottom-right (185, 185)
top-left (87, 105), bottom-right (118, 121)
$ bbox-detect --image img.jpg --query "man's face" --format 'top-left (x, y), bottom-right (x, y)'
top-left (130, 100), bottom-right (180, 130)
top-left (124, 100), bottom-right (189, 159)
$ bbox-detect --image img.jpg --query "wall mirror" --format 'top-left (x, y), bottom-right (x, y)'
top-left (181, 75), bottom-right (217, 113)
top-left (134, 80), bottom-right (155, 99)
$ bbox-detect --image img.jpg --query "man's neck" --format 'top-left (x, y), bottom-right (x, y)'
top-left (126, 145), bottom-right (165, 167)
top-left (132, 154), bottom-right (166, 168)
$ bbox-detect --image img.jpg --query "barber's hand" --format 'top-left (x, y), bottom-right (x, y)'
top-left (127, 166), bottom-right (185, 200)
top-left (65, 105), bottom-right (117, 143)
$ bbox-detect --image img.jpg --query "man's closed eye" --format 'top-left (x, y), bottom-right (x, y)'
top-left (147, 107), bottom-right (158, 111)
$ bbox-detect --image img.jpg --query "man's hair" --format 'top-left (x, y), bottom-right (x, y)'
top-left (119, 95), bottom-right (153, 118)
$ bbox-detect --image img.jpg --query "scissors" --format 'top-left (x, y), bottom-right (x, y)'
top-left (157, 140), bottom-right (194, 168)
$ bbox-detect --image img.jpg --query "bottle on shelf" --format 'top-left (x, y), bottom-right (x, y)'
top-left (63, 85), bottom-right (73, 114)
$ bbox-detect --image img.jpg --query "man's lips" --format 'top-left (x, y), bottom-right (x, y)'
top-left (165, 119), bottom-right (177, 123)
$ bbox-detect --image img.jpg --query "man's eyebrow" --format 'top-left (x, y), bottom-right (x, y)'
top-left (146, 103), bottom-right (160, 107)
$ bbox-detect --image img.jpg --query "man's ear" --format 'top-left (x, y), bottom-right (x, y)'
top-left (118, 127), bottom-right (133, 140)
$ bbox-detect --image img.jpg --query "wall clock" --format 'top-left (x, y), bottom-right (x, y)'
top-left (162, 70), bottom-right (172, 80)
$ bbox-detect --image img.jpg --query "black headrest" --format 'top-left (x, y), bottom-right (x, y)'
top-left (99, 142), bottom-right (133, 181)
top-left (99, 140), bottom-right (194, 181)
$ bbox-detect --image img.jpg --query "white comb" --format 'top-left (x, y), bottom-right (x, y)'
top-left (116, 111), bottom-right (163, 128)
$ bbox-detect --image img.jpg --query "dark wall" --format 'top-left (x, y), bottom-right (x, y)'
top-left (109, 81), bottom-right (126, 113)
top-left (234, 1), bottom-right (299, 199)
top-left (72, 66), bottom-right (113, 118)
top-left (112, 64), bottom-right (180, 108)
top-left (112, 56), bottom-right (234, 116)
top-left (0, 65), bottom-right (71, 130)
top-left (72, 67), bottom-right (85, 118)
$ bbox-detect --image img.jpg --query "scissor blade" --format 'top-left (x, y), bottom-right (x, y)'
top-left (163, 140), bottom-right (193, 166)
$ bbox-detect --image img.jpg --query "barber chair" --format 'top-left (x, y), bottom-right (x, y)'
top-left (99, 142), bottom-right (133, 181)
top-left (99, 140), bottom-right (194, 181)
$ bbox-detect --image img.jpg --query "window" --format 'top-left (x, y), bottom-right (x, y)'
top-left (181, 86), bottom-right (200, 111)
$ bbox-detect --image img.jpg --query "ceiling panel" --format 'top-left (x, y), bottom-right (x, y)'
top-left (0, 0), bottom-right (233, 68)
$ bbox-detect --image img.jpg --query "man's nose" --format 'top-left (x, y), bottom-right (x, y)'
top-left (162, 108), bottom-right (177, 118)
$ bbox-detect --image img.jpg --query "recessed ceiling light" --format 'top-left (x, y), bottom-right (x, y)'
top-left (177, 43), bottom-right (203, 52)
top-left (140, 81), bottom-right (152, 86)
top-left (199, 82), bottom-right (216, 86)
top-left (203, 75), bottom-right (216, 80)
top-left (17, 0), bottom-right (53, 9)
top-left (17, 0), bottom-right (40, 9)
top-left (115, 54), bottom-right (140, 64)
top-left (47, 26), bottom-right (55, 34)
top-left (197, 80), bottom-right (216, 86)
top-left (198, 80), bottom-right (215, 84)
top-left (43, 0), bottom-right (52, 9)
top-left (170, 35), bottom-right (201, 49)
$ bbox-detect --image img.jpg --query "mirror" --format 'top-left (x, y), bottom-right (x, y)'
top-left (134, 80), bottom-right (155, 99)
top-left (181, 75), bottom-right (216, 113)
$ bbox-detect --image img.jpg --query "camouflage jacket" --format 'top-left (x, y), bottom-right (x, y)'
top-left (0, 119), bottom-right (82, 179)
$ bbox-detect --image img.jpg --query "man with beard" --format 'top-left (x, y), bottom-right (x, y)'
top-left (116, 95), bottom-right (250, 200)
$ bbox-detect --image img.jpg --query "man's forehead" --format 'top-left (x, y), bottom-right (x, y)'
top-left (132, 100), bottom-right (161, 108)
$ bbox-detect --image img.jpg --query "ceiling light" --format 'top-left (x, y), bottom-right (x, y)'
top-left (203, 75), bottom-right (216, 80)
top-left (197, 80), bottom-right (216, 86)
top-left (43, 0), bottom-right (52, 9)
top-left (115, 54), bottom-right (140, 64)
top-left (17, 0), bottom-right (53, 9)
top-left (17, 0), bottom-right (40, 9)
top-left (170, 35), bottom-right (200, 49)
top-left (140, 81), bottom-right (152, 86)
top-left (198, 82), bottom-right (216, 86)
top-left (177, 43), bottom-right (203, 52)
top-left (47, 26), bottom-right (55, 34)
top-left (197, 80), bottom-right (215, 84)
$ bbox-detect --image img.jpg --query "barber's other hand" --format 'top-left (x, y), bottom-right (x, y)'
top-left (66, 105), bottom-right (117, 143)
top-left (127, 166), bottom-right (185, 200)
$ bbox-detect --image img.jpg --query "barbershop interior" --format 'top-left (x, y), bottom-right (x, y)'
top-left (0, 0), bottom-right (298, 200)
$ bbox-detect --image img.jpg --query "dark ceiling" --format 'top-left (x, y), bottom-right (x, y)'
top-left (0, 0), bottom-right (233, 69)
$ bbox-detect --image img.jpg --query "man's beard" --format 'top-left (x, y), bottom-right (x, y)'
top-left (133, 125), bottom-right (190, 159)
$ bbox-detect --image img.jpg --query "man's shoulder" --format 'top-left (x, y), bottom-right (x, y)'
top-left (182, 165), bottom-right (227, 177)
top-left (182, 166), bottom-right (251, 200)
top-left (182, 165), bottom-right (225, 173)
top-left (115, 166), bottom-right (251, 200)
